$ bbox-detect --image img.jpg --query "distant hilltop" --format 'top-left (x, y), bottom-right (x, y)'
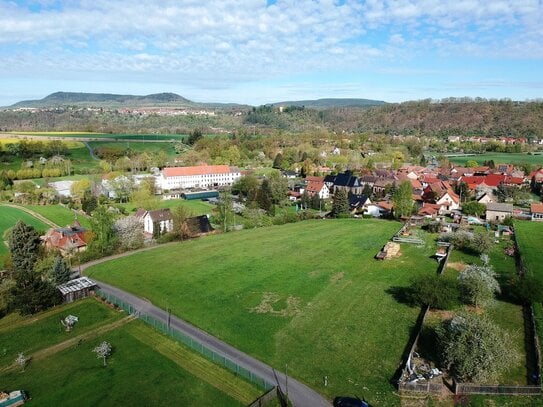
top-left (8, 92), bottom-right (248, 110)
top-left (7, 92), bottom-right (386, 110)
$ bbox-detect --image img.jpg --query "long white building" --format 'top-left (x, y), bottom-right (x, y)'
top-left (158, 165), bottom-right (241, 190)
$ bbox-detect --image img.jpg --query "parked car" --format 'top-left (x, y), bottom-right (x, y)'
top-left (333, 396), bottom-right (369, 407)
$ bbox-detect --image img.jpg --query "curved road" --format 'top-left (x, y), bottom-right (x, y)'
top-left (81, 258), bottom-right (330, 407)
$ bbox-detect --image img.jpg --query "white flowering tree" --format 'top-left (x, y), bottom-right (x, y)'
top-left (113, 216), bottom-right (144, 251)
top-left (458, 265), bottom-right (500, 308)
top-left (93, 341), bottom-right (112, 366)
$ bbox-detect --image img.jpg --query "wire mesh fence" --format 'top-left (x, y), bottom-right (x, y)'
top-left (95, 289), bottom-right (274, 392)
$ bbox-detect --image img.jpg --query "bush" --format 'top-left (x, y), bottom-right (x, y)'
top-left (458, 265), bottom-right (500, 308)
top-left (439, 230), bottom-right (492, 255)
top-left (406, 274), bottom-right (460, 310)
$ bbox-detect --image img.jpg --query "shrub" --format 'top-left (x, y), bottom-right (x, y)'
top-left (436, 313), bottom-right (519, 382)
top-left (407, 274), bottom-right (461, 310)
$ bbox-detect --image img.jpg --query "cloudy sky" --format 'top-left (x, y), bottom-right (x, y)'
top-left (0, 0), bottom-right (542, 106)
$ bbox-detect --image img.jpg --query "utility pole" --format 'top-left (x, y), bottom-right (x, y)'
top-left (167, 308), bottom-right (171, 329)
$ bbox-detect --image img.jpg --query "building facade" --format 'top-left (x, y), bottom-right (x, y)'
top-left (158, 165), bottom-right (241, 191)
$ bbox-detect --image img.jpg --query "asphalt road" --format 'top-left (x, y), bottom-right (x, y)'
top-left (93, 278), bottom-right (331, 407)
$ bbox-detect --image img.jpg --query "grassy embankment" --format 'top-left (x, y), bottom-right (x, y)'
top-left (87, 219), bottom-right (439, 405)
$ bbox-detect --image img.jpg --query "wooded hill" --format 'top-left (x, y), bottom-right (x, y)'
top-left (2, 96), bottom-right (542, 138)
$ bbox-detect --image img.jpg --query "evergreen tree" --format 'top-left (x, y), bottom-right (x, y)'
top-left (258, 179), bottom-right (273, 215)
top-left (8, 221), bottom-right (60, 315)
top-left (187, 129), bottom-right (203, 145)
top-left (300, 190), bottom-right (310, 210)
top-left (272, 153), bottom-right (283, 169)
top-left (332, 189), bottom-right (350, 217)
top-left (50, 256), bottom-right (71, 285)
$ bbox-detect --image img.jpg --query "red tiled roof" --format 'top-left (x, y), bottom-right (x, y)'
top-left (531, 203), bottom-right (543, 214)
top-left (163, 165), bottom-right (233, 177)
top-left (306, 180), bottom-right (325, 194)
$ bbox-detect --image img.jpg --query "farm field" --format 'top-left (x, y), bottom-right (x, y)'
top-left (0, 205), bottom-right (49, 266)
top-left (87, 219), bottom-right (439, 405)
top-left (7, 131), bottom-right (187, 141)
top-left (448, 152), bottom-right (543, 166)
top-left (24, 204), bottom-right (91, 229)
top-left (87, 140), bottom-right (178, 157)
top-left (514, 221), bottom-right (543, 283)
top-left (0, 298), bottom-right (258, 406)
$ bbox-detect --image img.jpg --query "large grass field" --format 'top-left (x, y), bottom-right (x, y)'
top-left (0, 298), bottom-right (259, 406)
top-left (87, 219), bottom-right (439, 405)
top-left (24, 204), bottom-right (91, 229)
top-left (0, 205), bottom-right (49, 266)
top-left (448, 152), bottom-right (543, 166)
top-left (515, 221), bottom-right (543, 283)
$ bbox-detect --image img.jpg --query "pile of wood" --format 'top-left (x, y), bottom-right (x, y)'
top-left (375, 242), bottom-right (401, 260)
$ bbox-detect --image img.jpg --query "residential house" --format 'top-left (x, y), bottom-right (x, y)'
top-left (485, 203), bottom-right (513, 222)
top-left (531, 203), bottom-right (543, 221)
top-left (136, 208), bottom-right (174, 236)
top-left (476, 192), bottom-right (496, 205)
top-left (42, 220), bottom-right (87, 255)
top-left (305, 176), bottom-right (330, 199)
top-left (349, 194), bottom-right (371, 214)
top-left (372, 177), bottom-right (396, 197)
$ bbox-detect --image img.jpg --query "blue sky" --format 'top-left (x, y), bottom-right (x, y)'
top-left (0, 0), bottom-right (542, 106)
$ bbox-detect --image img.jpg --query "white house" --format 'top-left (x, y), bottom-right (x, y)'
top-left (305, 177), bottom-right (330, 199)
top-left (436, 191), bottom-right (460, 212)
top-left (531, 203), bottom-right (543, 222)
top-left (135, 208), bottom-right (174, 235)
top-left (158, 165), bottom-right (241, 191)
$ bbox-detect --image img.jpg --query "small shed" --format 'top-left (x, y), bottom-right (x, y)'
top-left (57, 277), bottom-right (96, 303)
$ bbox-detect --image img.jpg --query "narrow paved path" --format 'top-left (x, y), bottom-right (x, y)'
top-left (91, 278), bottom-right (331, 407)
top-left (83, 141), bottom-right (100, 160)
top-left (0, 203), bottom-right (59, 228)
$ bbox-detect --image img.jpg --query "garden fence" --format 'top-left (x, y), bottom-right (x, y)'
top-left (454, 382), bottom-right (541, 396)
top-left (94, 289), bottom-right (274, 392)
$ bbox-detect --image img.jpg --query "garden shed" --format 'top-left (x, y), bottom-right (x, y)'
top-left (57, 277), bottom-right (96, 303)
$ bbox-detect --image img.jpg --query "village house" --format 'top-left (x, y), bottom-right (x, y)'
top-left (305, 176), bottom-right (330, 199)
top-left (330, 171), bottom-right (364, 195)
top-left (135, 208), bottom-right (174, 236)
top-left (349, 194), bottom-right (371, 214)
top-left (485, 203), bottom-right (513, 222)
top-left (42, 220), bottom-right (87, 255)
top-left (531, 203), bottom-right (543, 222)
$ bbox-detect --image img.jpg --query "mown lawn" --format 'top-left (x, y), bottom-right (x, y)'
top-left (24, 204), bottom-right (91, 229)
top-left (87, 141), bottom-right (178, 157)
top-left (0, 318), bottom-right (251, 407)
top-left (87, 219), bottom-right (439, 405)
top-left (515, 221), bottom-right (543, 283)
top-left (119, 197), bottom-right (214, 216)
top-left (0, 205), bottom-right (49, 265)
top-left (0, 298), bottom-right (122, 368)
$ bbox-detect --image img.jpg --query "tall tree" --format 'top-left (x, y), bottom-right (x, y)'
top-left (258, 179), bottom-right (274, 215)
top-left (272, 153), bottom-right (283, 169)
top-left (187, 129), bottom-right (203, 145)
top-left (88, 206), bottom-right (117, 256)
top-left (332, 189), bottom-right (350, 217)
top-left (50, 256), bottom-right (71, 285)
top-left (392, 181), bottom-right (414, 218)
top-left (216, 189), bottom-right (235, 232)
top-left (8, 221), bottom-right (60, 315)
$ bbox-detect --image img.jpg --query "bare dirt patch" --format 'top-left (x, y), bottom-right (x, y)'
top-left (330, 272), bottom-right (345, 283)
top-left (447, 262), bottom-right (466, 272)
top-left (250, 292), bottom-right (301, 317)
